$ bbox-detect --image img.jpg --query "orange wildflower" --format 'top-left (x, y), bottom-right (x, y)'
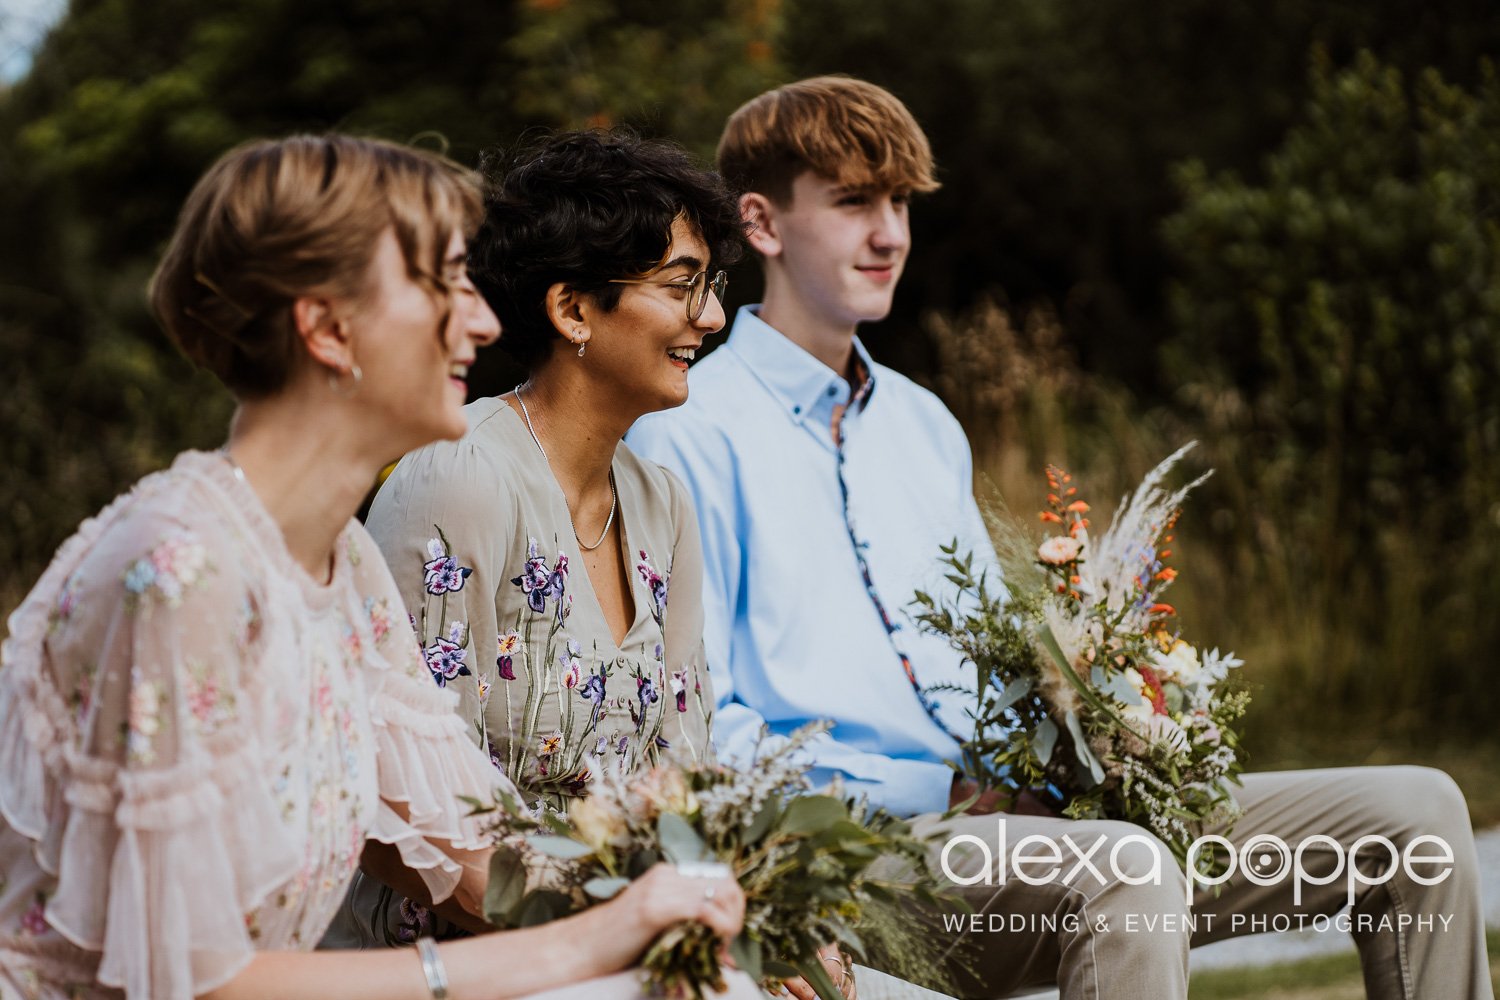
top-left (1149, 603), bottom-right (1176, 616)
top-left (1156, 568), bottom-right (1178, 583)
top-left (1040, 511), bottom-right (1063, 524)
top-left (1066, 501), bottom-right (1090, 513)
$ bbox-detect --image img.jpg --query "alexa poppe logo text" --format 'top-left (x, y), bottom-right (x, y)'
top-left (939, 817), bottom-right (1455, 907)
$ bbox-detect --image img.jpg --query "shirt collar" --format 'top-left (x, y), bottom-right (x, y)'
top-left (724, 305), bottom-right (877, 424)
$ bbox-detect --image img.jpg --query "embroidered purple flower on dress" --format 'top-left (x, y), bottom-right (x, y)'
top-left (563, 767), bottom-right (591, 795)
top-left (496, 631), bottom-right (521, 680)
top-left (635, 550), bottom-right (669, 626)
top-left (638, 673), bottom-right (660, 707)
top-left (580, 670), bottom-right (606, 705)
top-left (423, 537), bottom-right (472, 595)
top-left (511, 539), bottom-right (568, 615)
top-left (633, 668), bottom-right (660, 732)
top-left (544, 555), bottom-right (569, 622)
top-left (423, 622), bottom-right (470, 687)
top-left (395, 898), bottom-right (433, 944)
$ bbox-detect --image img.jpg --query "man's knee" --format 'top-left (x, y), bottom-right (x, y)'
top-left (1359, 766), bottom-right (1472, 842)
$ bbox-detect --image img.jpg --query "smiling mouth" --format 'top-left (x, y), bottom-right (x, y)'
top-left (449, 361), bottom-right (470, 382)
top-left (666, 347), bottom-right (697, 364)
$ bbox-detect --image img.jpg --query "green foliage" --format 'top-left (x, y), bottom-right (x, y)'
top-left (472, 725), bottom-right (957, 999)
top-left (0, 0), bottom-right (783, 610)
top-left (1162, 51), bottom-right (1500, 735)
top-left (781, 0), bottom-right (1500, 379)
top-left (1165, 51), bottom-right (1500, 537)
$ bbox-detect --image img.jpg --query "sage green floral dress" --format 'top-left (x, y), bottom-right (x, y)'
top-left (0, 452), bottom-right (500, 999)
top-left (365, 397), bottom-right (715, 807)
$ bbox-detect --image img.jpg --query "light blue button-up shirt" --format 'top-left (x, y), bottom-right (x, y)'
top-left (627, 306), bottom-right (1001, 817)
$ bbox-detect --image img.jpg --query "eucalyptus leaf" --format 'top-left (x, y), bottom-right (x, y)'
top-left (482, 845), bottom-right (526, 926)
top-left (745, 797), bottom-right (780, 843)
top-left (781, 795), bottom-right (848, 836)
top-left (996, 677), bottom-right (1033, 712)
top-left (582, 876), bottom-right (631, 900)
top-left (1034, 717), bottom-right (1058, 765)
top-left (1065, 710), bottom-right (1106, 787)
top-left (1092, 665), bottom-right (1142, 706)
top-left (515, 889), bottom-right (573, 927)
top-left (527, 834), bottom-right (596, 859)
top-left (728, 935), bottom-right (764, 980)
top-left (657, 811), bottom-right (710, 864)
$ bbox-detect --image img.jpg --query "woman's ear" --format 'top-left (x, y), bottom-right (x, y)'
top-left (740, 192), bottom-right (782, 259)
top-left (545, 282), bottom-right (590, 352)
top-left (292, 295), bottom-right (354, 373)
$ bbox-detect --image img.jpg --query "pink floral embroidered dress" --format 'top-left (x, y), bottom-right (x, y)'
top-left (0, 451), bottom-right (500, 999)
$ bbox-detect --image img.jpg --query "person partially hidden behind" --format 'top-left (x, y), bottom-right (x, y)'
top-left (628, 75), bottom-right (1494, 1000)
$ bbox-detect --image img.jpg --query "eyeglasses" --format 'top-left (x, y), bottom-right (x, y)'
top-left (608, 269), bottom-right (728, 322)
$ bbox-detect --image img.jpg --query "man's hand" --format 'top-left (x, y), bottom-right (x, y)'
top-left (950, 776), bottom-right (1062, 817)
top-left (780, 943), bottom-right (856, 999)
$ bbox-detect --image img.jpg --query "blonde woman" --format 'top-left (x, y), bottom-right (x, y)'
top-left (0, 134), bottom-right (751, 1000)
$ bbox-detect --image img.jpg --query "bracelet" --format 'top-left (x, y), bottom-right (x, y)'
top-left (417, 935), bottom-right (449, 1000)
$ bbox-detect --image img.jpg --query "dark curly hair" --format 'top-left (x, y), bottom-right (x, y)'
top-left (472, 129), bottom-right (746, 371)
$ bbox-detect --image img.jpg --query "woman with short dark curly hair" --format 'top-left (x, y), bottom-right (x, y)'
top-left (328, 130), bottom-right (749, 950)
top-left (472, 129), bottom-right (744, 372)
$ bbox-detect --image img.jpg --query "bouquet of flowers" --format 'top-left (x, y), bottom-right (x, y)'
top-left (469, 724), bottom-right (955, 1000)
top-left (913, 444), bottom-right (1248, 866)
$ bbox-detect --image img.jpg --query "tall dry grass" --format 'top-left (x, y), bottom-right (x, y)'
top-left (921, 296), bottom-right (1500, 764)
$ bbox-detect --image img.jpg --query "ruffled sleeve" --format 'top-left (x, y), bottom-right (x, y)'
top-left (0, 497), bottom-right (300, 1000)
top-left (352, 521), bottom-right (510, 904)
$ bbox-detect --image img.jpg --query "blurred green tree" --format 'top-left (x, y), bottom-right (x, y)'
top-left (780, 0), bottom-right (1500, 383)
top-left (1162, 51), bottom-right (1500, 735)
top-left (0, 0), bottom-right (782, 600)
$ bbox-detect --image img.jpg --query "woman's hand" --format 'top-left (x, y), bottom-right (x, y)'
top-left (619, 862), bottom-right (745, 943)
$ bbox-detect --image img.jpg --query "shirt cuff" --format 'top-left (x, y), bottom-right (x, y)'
top-left (833, 758), bottom-right (954, 819)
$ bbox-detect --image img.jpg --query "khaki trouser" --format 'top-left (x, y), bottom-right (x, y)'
top-left (902, 766), bottom-right (1492, 1000)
